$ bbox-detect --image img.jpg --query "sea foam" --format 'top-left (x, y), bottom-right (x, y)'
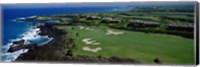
top-left (2, 25), bottom-right (52, 62)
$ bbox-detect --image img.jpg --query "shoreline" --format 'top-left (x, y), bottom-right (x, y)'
top-left (3, 24), bottom-right (54, 62)
top-left (12, 23), bottom-right (141, 64)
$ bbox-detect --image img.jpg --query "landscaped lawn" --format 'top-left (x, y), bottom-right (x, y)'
top-left (56, 25), bottom-right (194, 64)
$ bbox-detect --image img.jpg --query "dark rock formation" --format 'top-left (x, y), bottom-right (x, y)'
top-left (15, 23), bottom-right (74, 61)
top-left (13, 39), bottom-right (25, 45)
top-left (62, 56), bottom-right (141, 64)
top-left (8, 39), bottom-right (38, 52)
top-left (8, 44), bottom-right (38, 52)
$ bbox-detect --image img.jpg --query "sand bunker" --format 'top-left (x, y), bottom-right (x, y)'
top-left (82, 38), bottom-right (95, 45)
top-left (82, 38), bottom-right (101, 45)
top-left (82, 46), bottom-right (102, 52)
top-left (82, 38), bottom-right (102, 52)
top-left (85, 27), bottom-right (94, 31)
top-left (79, 26), bottom-right (85, 30)
top-left (79, 26), bottom-right (94, 31)
top-left (106, 30), bottom-right (124, 35)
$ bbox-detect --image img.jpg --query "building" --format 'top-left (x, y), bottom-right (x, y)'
top-left (166, 24), bottom-right (194, 32)
top-left (101, 17), bottom-right (122, 23)
top-left (128, 20), bottom-right (160, 28)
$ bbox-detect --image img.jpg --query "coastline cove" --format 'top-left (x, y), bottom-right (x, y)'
top-left (1, 6), bottom-right (128, 62)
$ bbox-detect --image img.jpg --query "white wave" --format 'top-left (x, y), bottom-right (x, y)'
top-left (1, 43), bottom-right (12, 53)
top-left (28, 15), bottom-right (37, 19)
top-left (38, 37), bottom-right (54, 46)
top-left (13, 17), bottom-right (26, 21)
top-left (21, 27), bottom-right (40, 40)
top-left (19, 17), bottom-right (26, 20)
top-left (1, 49), bottom-right (29, 62)
top-left (2, 25), bottom-right (53, 62)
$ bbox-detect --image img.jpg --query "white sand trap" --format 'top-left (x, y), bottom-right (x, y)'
top-left (82, 46), bottom-right (102, 52)
top-left (82, 38), bottom-right (95, 44)
top-left (79, 26), bottom-right (94, 31)
top-left (85, 27), bottom-right (94, 31)
top-left (79, 26), bottom-right (85, 30)
top-left (106, 30), bottom-right (124, 35)
top-left (82, 38), bottom-right (101, 45)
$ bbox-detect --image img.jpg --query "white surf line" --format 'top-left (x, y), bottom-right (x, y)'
top-left (105, 29), bottom-right (124, 35)
top-left (38, 37), bottom-right (54, 46)
top-left (82, 46), bottom-right (102, 53)
top-left (1, 47), bottom-right (29, 62)
top-left (1, 26), bottom-right (40, 62)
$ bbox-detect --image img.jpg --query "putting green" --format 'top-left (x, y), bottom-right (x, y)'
top-left (56, 25), bottom-right (194, 64)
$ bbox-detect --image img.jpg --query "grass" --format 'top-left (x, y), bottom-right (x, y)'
top-left (56, 25), bottom-right (194, 64)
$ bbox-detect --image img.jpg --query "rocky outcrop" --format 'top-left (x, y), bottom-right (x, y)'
top-left (12, 39), bottom-right (25, 45)
top-left (8, 39), bottom-right (38, 52)
top-left (15, 23), bottom-right (74, 61)
top-left (8, 44), bottom-right (38, 52)
top-left (62, 56), bottom-right (141, 64)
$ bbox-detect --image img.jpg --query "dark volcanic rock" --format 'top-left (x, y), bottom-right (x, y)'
top-left (8, 39), bottom-right (38, 52)
top-left (62, 55), bottom-right (141, 64)
top-left (13, 39), bottom-right (25, 45)
top-left (108, 56), bottom-right (140, 63)
top-left (8, 44), bottom-right (38, 52)
top-left (15, 23), bottom-right (73, 61)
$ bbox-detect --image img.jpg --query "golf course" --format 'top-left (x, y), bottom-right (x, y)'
top-left (56, 25), bottom-right (194, 64)
top-left (8, 3), bottom-right (195, 64)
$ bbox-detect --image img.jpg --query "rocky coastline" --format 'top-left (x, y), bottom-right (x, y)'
top-left (7, 23), bottom-right (141, 64)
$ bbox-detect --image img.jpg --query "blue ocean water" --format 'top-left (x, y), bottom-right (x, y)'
top-left (1, 6), bottom-right (129, 62)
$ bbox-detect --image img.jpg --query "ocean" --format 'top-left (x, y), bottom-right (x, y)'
top-left (1, 6), bottom-right (129, 62)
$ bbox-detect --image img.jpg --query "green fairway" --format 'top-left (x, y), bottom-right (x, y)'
top-left (56, 25), bottom-right (194, 64)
